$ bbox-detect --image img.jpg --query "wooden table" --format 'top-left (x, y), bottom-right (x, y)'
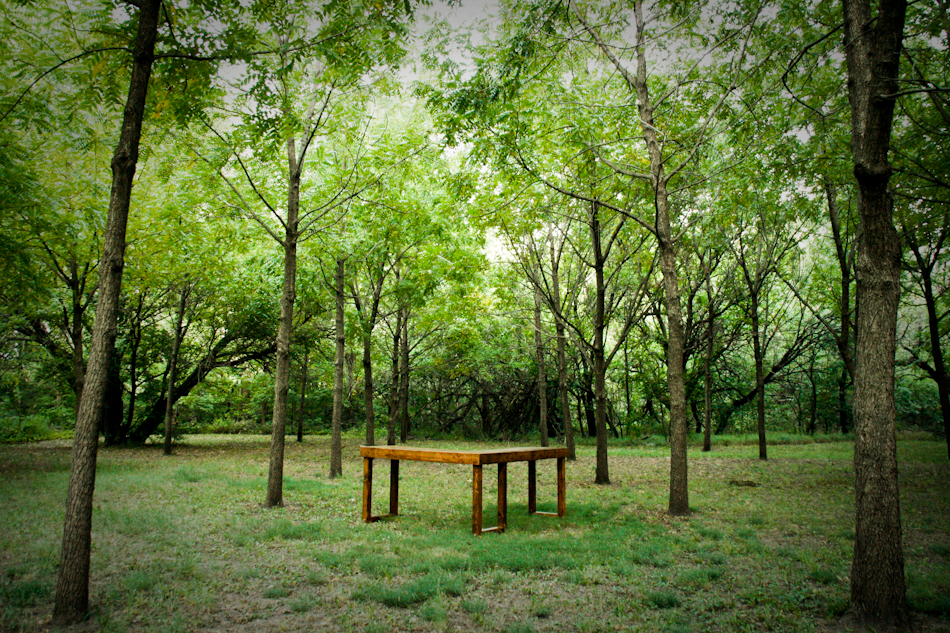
top-left (360, 446), bottom-right (567, 535)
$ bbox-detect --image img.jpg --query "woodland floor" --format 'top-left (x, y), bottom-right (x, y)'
top-left (1, 434), bottom-right (948, 633)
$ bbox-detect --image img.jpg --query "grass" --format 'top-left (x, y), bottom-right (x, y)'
top-left (0, 433), bottom-right (948, 632)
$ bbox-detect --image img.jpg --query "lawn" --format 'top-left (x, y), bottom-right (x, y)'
top-left (1, 434), bottom-right (948, 632)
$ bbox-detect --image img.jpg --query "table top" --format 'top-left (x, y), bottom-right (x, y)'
top-left (359, 445), bottom-right (568, 465)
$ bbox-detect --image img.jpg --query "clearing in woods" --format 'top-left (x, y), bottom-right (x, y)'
top-left (0, 434), bottom-right (948, 632)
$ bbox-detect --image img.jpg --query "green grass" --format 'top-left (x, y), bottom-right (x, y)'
top-left (0, 433), bottom-right (947, 632)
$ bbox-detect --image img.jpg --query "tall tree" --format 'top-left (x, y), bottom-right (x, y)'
top-left (53, 1), bottom-right (163, 623)
top-left (840, 0), bottom-right (911, 627)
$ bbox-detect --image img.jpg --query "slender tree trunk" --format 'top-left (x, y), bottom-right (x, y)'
top-left (809, 355), bottom-right (818, 435)
top-left (842, 0), bottom-right (910, 626)
top-left (703, 261), bottom-right (714, 453)
top-left (69, 260), bottom-right (86, 411)
top-left (330, 257), bottom-right (346, 478)
top-left (297, 347), bottom-right (308, 443)
top-left (164, 284), bottom-right (189, 455)
top-left (52, 0), bottom-right (161, 624)
top-left (550, 236), bottom-right (576, 460)
top-left (906, 230), bottom-right (950, 458)
top-left (362, 326), bottom-right (375, 446)
top-left (398, 308), bottom-right (410, 443)
top-left (387, 307), bottom-right (401, 445)
top-left (265, 136), bottom-right (302, 507)
top-left (590, 203), bottom-right (609, 484)
top-left (838, 366), bottom-right (850, 433)
top-left (751, 291), bottom-right (767, 460)
top-left (533, 288), bottom-right (549, 446)
top-left (826, 176), bottom-right (855, 434)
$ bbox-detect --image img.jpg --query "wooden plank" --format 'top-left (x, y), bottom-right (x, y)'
top-left (472, 465), bottom-right (483, 535)
top-left (497, 462), bottom-right (507, 532)
top-left (528, 459), bottom-right (537, 514)
top-left (477, 447), bottom-right (569, 464)
top-left (359, 445), bottom-right (568, 465)
top-left (362, 457), bottom-right (373, 523)
top-left (361, 445), bottom-right (481, 464)
top-left (389, 459), bottom-right (399, 516)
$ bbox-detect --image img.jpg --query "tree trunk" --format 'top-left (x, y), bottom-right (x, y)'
top-left (330, 257), bottom-right (346, 478)
top-left (398, 308), bottom-right (410, 443)
top-left (703, 260), bottom-right (714, 453)
top-left (905, 229), bottom-right (950, 458)
top-left (362, 325), bottom-right (376, 446)
top-left (610, 0), bottom-right (691, 514)
top-left (297, 347), bottom-right (308, 443)
top-left (387, 306), bottom-right (401, 445)
top-left (838, 366), bottom-right (850, 434)
top-left (550, 235), bottom-right (576, 460)
top-left (52, 0), bottom-right (161, 624)
top-left (590, 203), bottom-right (610, 484)
top-left (164, 284), bottom-right (189, 455)
top-left (751, 291), bottom-right (767, 460)
top-left (265, 135), bottom-right (302, 507)
top-left (533, 287), bottom-right (549, 446)
top-left (826, 176), bottom-right (856, 379)
top-left (842, 0), bottom-right (910, 626)
top-left (68, 260), bottom-right (86, 411)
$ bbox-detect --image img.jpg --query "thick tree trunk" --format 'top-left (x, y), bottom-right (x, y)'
top-left (266, 136), bottom-right (302, 507)
top-left (622, 0), bottom-right (690, 514)
top-left (52, 0), bottom-right (161, 624)
top-left (751, 292), bottom-right (767, 460)
top-left (164, 284), bottom-right (189, 455)
top-left (330, 257), bottom-right (345, 478)
top-left (533, 288), bottom-right (549, 446)
top-left (842, 0), bottom-right (910, 627)
top-left (297, 347), bottom-right (308, 443)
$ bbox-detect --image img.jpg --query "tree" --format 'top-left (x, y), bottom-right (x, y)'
top-left (840, 0), bottom-right (911, 627)
top-left (52, 1), bottom-right (163, 623)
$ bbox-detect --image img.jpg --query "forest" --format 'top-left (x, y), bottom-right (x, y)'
top-left (0, 0), bottom-right (947, 630)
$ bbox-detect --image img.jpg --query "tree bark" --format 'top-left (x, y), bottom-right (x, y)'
top-left (750, 290), bottom-right (768, 460)
top-left (533, 287), bottom-right (549, 446)
top-left (398, 308), bottom-right (410, 443)
top-left (330, 257), bottom-right (346, 478)
top-left (387, 306), bottom-right (401, 445)
top-left (164, 284), bottom-right (189, 456)
top-left (842, 0), bottom-right (910, 626)
top-left (590, 203), bottom-right (610, 484)
top-left (905, 227), bottom-right (950, 457)
top-left (703, 258), bottom-right (714, 453)
top-left (265, 134), bottom-right (302, 507)
top-left (297, 347), bottom-right (308, 443)
top-left (362, 324), bottom-right (376, 446)
top-left (550, 233), bottom-right (576, 460)
top-left (52, 0), bottom-right (161, 624)
top-left (628, 0), bottom-right (689, 514)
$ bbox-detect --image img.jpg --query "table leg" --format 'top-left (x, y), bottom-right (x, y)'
top-left (557, 456), bottom-right (566, 516)
top-left (528, 460), bottom-right (537, 514)
top-left (390, 459), bottom-right (399, 516)
top-left (497, 463), bottom-right (507, 532)
top-left (473, 464), bottom-right (483, 535)
top-left (362, 457), bottom-right (373, 522)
